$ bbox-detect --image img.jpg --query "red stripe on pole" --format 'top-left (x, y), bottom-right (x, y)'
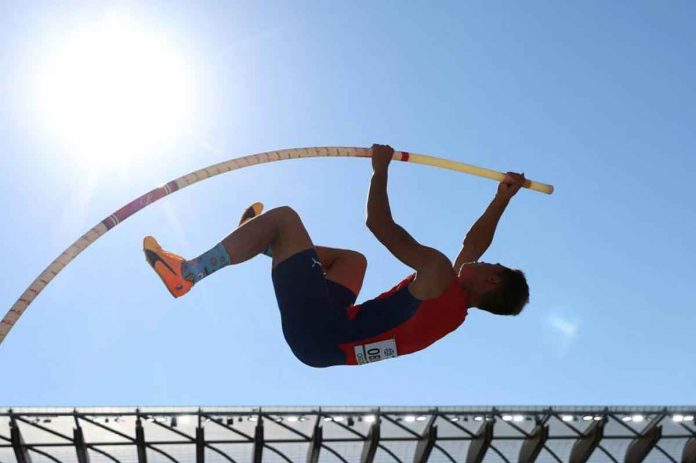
top-left (102, 181), bottom-right (180, 230)
top-left (401, 151), bottom-right (410, 162)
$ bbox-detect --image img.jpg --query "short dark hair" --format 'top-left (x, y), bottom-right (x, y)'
top-left (478, 268), bottom-right (529, 316)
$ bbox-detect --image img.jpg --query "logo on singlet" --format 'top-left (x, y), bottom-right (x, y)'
top-left (354, 339), bottom-right (398, 365)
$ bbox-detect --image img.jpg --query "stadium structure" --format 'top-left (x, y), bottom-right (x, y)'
top-left (2, 407), bottom-right (695, 463)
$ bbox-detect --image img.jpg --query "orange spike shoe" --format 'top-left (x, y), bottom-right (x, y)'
top-left (238, 201), bottom-right (264, 226)
top-left (143, 236), bottom-right (193, 298)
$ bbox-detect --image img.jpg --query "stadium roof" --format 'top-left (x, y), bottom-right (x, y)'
top-left (2, 407), bottom-right (695, 463)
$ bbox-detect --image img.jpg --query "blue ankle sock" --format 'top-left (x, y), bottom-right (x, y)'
top-left (182, 242), bottom-right (231, 284)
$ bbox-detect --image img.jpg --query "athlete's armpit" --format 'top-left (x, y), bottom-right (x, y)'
top-left (409, 255), bottom-right (455, 300)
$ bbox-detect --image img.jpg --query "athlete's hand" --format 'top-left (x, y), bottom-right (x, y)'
top-left (496, 172), bottom-right (526, 200)
top-left (370, 144), bottom-right (395, 173)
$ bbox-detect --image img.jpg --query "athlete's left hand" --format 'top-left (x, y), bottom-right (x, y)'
top-left (497, 172), bottom-right (527, 200)
top-left (370, 144), bottom-right (395, 173)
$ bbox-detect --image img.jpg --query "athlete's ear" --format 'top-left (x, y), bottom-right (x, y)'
top-left (486, 274), bottom-right (502, 286)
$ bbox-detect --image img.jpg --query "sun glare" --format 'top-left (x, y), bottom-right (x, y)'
top-left (34, 14), bottom-right (193, 171)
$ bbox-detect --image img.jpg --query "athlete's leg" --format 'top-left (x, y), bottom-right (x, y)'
top-left (217, 206), bottom-right (348, 366)
top-left (314, 246), bottom-right (367, 297)
top-left (145, 204), bottom-right (354, 365)
top-left (255, 212), bottom-right (348, 367)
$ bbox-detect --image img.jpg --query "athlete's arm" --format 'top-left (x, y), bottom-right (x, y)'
top-left (366, 144), bottom-right (452, 297)
top-left (453, 172), bottom-right (526, 269)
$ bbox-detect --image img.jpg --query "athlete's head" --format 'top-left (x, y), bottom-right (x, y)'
top-left (458, 262), bottom-right (529, 316)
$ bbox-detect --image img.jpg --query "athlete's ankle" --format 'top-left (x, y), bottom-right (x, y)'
top-left (181, 261), bottom-right (196, 285)
top-left (183, 242), bottom-right (231, 284)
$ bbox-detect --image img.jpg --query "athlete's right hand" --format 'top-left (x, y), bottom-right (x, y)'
top-left (370, 144), bottom-right (395, 173)
top-left (496, 172), bottom-right (527, 200)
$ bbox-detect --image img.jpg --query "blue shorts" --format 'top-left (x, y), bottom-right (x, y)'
top-left (272, 248), bottom-right (421, 367)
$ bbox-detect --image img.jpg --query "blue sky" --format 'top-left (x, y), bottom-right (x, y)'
top-left (1, 1), bottom-right (695, 406)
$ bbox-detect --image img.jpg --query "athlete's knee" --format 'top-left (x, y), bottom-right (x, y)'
top-left (275, 205), bottom-right (299, 218)
top-left (270, 206), bottom-right (302, 225)
top-left (349, 251), bottom-right (368, 273)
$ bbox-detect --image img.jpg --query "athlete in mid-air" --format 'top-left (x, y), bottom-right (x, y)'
top-left (144, 144), bottom-right (529, 367)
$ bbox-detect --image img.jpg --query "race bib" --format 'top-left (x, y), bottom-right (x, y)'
top-left (354, 339), bottom-right (398, 365)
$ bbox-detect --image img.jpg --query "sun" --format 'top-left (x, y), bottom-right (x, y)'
top-left (34, 14), bottom-right (194, 171)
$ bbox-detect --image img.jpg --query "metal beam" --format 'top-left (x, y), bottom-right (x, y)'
top-left (253, 418), bottom-right (264, 463)
top-left (466, 420), bottom-right (494, 463)
top-left (360, 418), bottom-right (380, 463)
top-left (624, 422), bottom-right (661, 463)
top-left (683, 437), bottom-right (696, 463)
top-left (3, 407), bottom-right (695, 463)
top-left (135, 417), bottom-right (147, 463)
top-left (306, 423), bottom-right (322, 463)
top-left (413, 415), bottom-right (437, 463)
top-left (569, 418), bottom-right (605, 463)
top-left (10, 415), bottom-right (32, 463)
top-left (73, 426), bottom-right (90, 463)
top-left (195, 425), bottom-right (204, 463)
top-left (519, 423), bottom-right (549, 463)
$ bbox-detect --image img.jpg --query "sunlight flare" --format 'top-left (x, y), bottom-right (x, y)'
top-left (34, 13), bottom-right (193, 171)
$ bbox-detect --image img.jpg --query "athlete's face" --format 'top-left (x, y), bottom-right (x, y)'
top-left (457, 262), bottom-right (506, 291)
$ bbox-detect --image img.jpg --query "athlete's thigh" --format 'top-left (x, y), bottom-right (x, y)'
top-left (270, 206), bottom-right (315, 268)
